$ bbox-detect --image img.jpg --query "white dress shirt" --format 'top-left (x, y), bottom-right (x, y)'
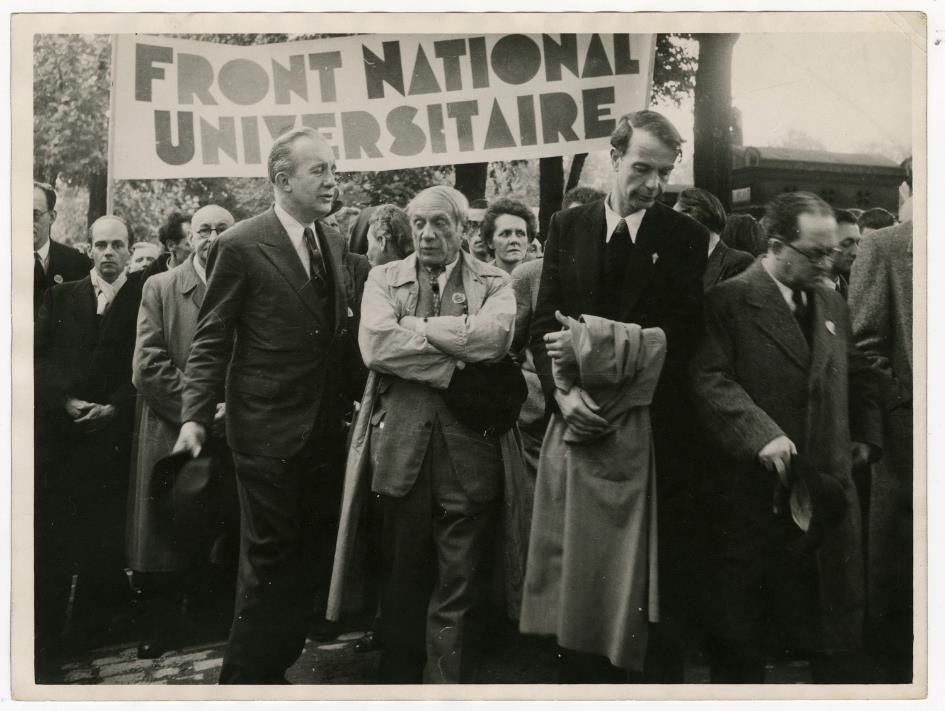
top-left (35, 238), bottom-right (50, 272)
top-left (603, 193), bottom-right (646, 244)
top-left (89, 267), bottom-right (128, 315)
top-left (274, 202), bottom-right (319, 277)
top-left (762, 257), bottom-right (806, 312)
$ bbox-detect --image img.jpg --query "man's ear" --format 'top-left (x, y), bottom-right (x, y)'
top-left (49, 209), bottom-right (57, 224)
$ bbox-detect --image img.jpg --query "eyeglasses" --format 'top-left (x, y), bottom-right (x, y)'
top-left (195, 224), bottom-right (230, 238)
top-left (33, 209), bottom-right (50, 222)
top-left (775, 238), bottom-right (840, 265)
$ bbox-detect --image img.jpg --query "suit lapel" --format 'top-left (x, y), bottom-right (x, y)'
top-left (703, 242), bottom-right (725, 291)
top-left (807, 289), bottom-right (836, 383)
top-left (745, 264), bottom-right (810, 372)
top-left (315, 221), bottom-right (345, 334)
top-left (256, 209), bottom-right (324, 321)
top-left (617, 205), bottom-right (660, 317)
top-left (178, 259), bottom-right (205, 310)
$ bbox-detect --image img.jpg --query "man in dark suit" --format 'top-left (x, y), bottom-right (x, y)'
top-left (529, 109), bottom-right (709, 682)
top-left (673, 187), bottom-right (754, 291)
top-left (34, 215), bottom-right (142, 676)
top-left (689, 192), bottom-right (882, 682)
top-left (828, 209), bottom-right (862, 299)
top-left (174, 127), bottom-right (356, 684)
top-left (33, 181), bottom-right (91, 315)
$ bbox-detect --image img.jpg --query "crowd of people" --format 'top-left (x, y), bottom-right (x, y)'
top-left (32, 109), bottom-right (914, 686)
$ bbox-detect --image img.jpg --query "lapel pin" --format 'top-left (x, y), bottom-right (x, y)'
top-left (452, 293), bottom-right (466, 304)
top-left (53, 274), bottom-right (63, 284)
top-left (347, 306), bottom-right (354, 318)
top-left (652, 253), bottom-right (659, 265)
top-left (825, 320), bottom-right (836, 335)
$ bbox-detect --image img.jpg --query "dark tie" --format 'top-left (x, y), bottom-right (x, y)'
top-left (302, 226), bottom-right (327, 283)
top-left (34, 251), bottom-right (45, 283)
top-left (792, 288), bottom-right (812, 345)
top-left (603, 218), bottom-right (633, 304)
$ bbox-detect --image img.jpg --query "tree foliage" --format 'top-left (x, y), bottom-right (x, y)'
top-left (651, 34), bottom-right (698, 106)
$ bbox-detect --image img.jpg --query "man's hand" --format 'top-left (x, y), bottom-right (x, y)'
top-left (64, 398), bottom-right (93, 420)
top-left (758, 435), bottom-right (796, 486)
top-left (173, 421), bottom-right (207, 458)
top-left (544, 310), bottom-right (577, 369)
top-left (73, 403), bottom-right (115, 432)
top-left (851, 441), bottom-right (879, 468)
top-left (211, 403), bottom-right (226, 439)
top-left (554, 386), bottom-right (609, 438)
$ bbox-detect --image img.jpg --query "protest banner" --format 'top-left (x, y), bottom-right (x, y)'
top-left (110, 32), bottom-right (656, 179)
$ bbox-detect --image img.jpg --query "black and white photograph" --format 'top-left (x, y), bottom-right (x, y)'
top-left (8, 7), bottom-right (930, 703)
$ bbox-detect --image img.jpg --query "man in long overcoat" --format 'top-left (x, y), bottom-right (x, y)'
top-left (689, 192), bottom-right (883, 682)
top-left (128, 205), bottom-right (236, 657)
top-left (34, 215), bottom-right (142, 672)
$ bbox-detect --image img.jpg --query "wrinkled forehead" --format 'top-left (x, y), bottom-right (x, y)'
top-left (192, 205), bottom-right (234, 228)
top-left (409, 188), bottom-right (466, 224)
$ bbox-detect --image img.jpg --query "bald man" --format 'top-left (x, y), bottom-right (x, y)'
top-left (128, 205), bottom-right (236, 658)
top-left (34, 215), bottom-right (144, 671)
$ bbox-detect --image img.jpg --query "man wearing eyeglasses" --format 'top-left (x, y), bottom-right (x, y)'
top-left (127, 204), bottom-right (235, 660)
top-left (32, 181), bottom-right (91, 316)
top-left (689, 191), bottom-right (883, 682)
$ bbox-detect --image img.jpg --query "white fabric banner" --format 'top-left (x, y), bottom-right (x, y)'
top-left (110, 32), bottom-right (655, 179)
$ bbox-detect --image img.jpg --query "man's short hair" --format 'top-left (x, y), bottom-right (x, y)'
top-left (858, 207), bottom-right (897, 232)
top-left (268, 126), bottom-right (325, 185)
top-left (833, 208), bottom-right (860, 229)
top-left (406, 185), bottom-right (469, 228)
top-left (88, 214), bottom-right (134, 245)
top-left (479, 198), bottom-right (537, 246)
top-left (610, 110), bottom-right (684, 158)
top-left (369, 203), bottom-right (414, 259)
top-left (158, 210), bottom-right (192, 247)
top-left (901, 156), bottom-right (913, 191)
top-left (562, 186), bottom-right (605, 208)
top-left (761, 192), bottom-right (833, 244)
top-left (676, 188), bottom-right (727, 234)
top-left (34, 181), bottom-right (57, 212)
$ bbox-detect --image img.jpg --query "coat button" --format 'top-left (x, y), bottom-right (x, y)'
top-left (340, 328), bottom-right (349, 337)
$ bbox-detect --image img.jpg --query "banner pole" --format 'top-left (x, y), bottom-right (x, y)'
top-left (105, 34), bottom-right (118, 215)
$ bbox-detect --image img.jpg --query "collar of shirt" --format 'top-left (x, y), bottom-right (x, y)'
top-left (192, 254), bottom-right (207, 285)
top-left (35, 238), bottom-right (51, 269)
top-left (707, 232), bottom-right (721, 257)
top-left (603, 193), bottom-right (646, 244)
top-left (761, 256), bottom-right (805, 312)
top-left (421, 253), bottom-right (461, 294)
top-left (274, 201), bottom-right (316, 276)
top-left (89, 266), bottom-right (128, 313)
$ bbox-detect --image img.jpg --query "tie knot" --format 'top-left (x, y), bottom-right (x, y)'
top-left (791, 288), bottom-right (806, 307)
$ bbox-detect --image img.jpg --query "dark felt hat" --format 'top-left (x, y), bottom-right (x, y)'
top-left (442, 356), bottom-right (528, 438)
top-left (151, 450), bottom-right (221, 544)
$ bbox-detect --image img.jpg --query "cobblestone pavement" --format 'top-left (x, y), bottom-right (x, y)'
top-left (41, 620), bottom-right (813, 686)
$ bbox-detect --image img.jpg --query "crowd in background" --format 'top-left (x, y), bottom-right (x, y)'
top-left (32, 111), bottom-right (914, 686)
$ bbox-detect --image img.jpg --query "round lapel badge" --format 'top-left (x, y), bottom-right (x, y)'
top-left (452, 293), bottom-right (466, 305)
top-left (53, 274), bottom-right (63, 284)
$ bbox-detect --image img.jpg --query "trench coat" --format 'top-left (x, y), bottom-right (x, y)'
top-left (688, 261), bottom-right (883, 653)
top-left (519, 316), bottom-right (666, 673)
top-left (127, 258), bottom-right (210, 571)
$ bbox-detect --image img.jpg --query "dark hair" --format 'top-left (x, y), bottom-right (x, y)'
top-left (479, 198), bottom-right (537, 247)
top-left (369, 203), bottom-right (414, 259)
top-left (675, 188), bottom-right (727, 234)
top-left (157, 210), bottom-right (192, 247)
top-left (901, 156), bottom-right (913, 191)
top-left (87, 214), bottom-right (134, 245)
top-left (720, 213), bottom-right (767, 256)
top-left (858, 207), bottom-right (897, 232)
top-left (268, 126), bottom-right (326, 185)
top-left (34, 181), bottom-right (57, 212)
top-left (761, 191), bottom-right (833, 245)
top-left (610, 110), bottom-right (684, 158)
top-left (562, 186), bottom-right (605, 208)
top-left (833, 208), bottom-right (860, 228)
